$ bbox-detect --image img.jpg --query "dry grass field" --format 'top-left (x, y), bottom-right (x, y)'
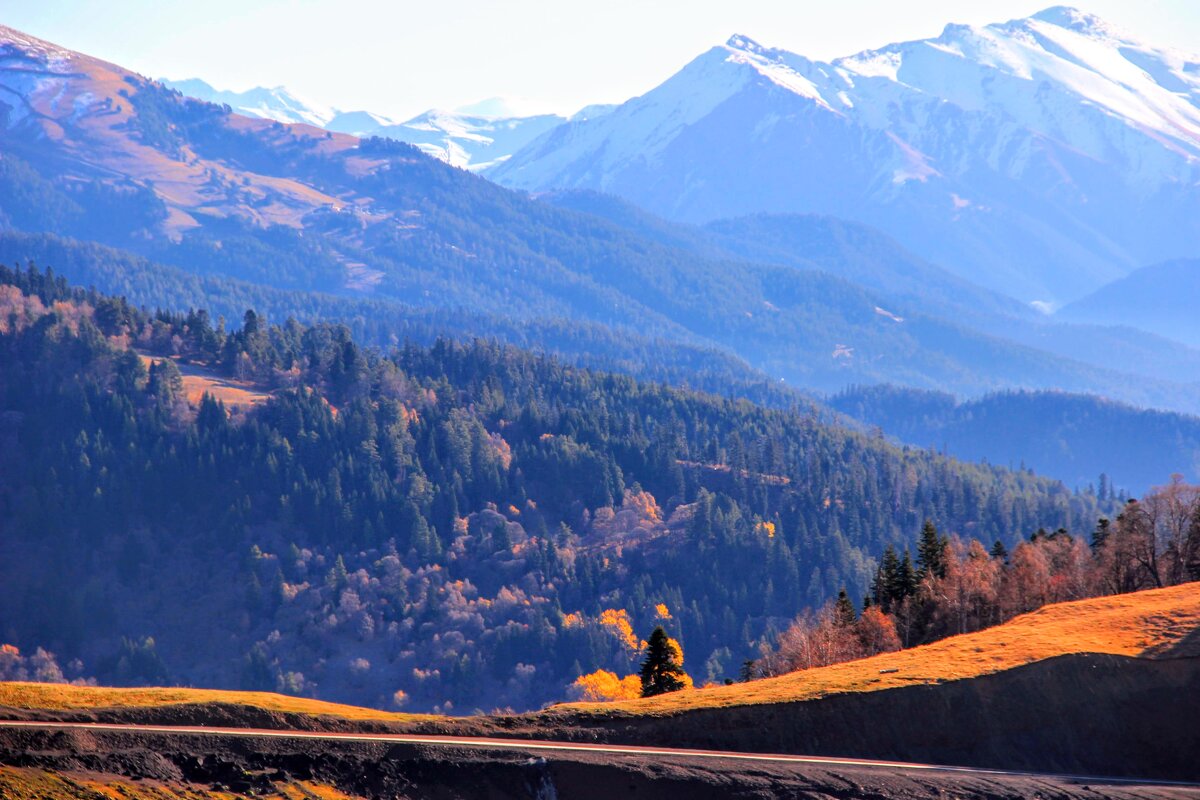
top-left (0, 766), bottom-right (366, 800)
top-left (0, 683), bottom-right (426, 723)
top-left (3, 585), bottom-right (1196, 724)
top-left (562, 582), bottom-right (1200, 715)
top-left (138, 355), bottom-right (271, 412)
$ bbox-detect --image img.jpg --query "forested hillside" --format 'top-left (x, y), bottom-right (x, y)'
top-left (0, 268), bottom-right (1111, 712)
top-left (831, 385), bottom-right (1200, 494)
top-left (0, 232), bottom-right (803, 410)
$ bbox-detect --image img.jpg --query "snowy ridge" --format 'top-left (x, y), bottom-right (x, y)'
top-left (162, 77), bottom-right (566, 170)
top-left (0, 25), bottom-right (81, 130)
top-left (364, 109), bottom-right (566, 171)
top-left (490, 7), bottom-right (1200, 304)
top-left (825, 7), bottom-right (1200, 161)
top-left (161, 78), bottom-right (334, 127)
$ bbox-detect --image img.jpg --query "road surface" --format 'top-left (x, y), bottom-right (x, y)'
top-left (1, 719), bottom-right (1197, 790)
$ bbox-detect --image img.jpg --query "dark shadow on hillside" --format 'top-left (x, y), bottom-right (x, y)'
top-left (1150, 623), bottom-right (1200, 658)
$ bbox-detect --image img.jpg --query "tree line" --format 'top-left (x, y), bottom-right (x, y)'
top-left (753, 496), bottom-right (1200, 677)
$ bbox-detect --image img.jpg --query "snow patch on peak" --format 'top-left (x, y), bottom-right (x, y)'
top-left (0, 24), bottom-right (75, 65)
top-left (720, 37), bottom-right (832, 107)
top-left (1030, 6), bottom-right (1115, 36)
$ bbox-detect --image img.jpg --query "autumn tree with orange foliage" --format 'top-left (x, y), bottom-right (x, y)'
top-left (568, 669), bottom-right (642, 702)
top-left (598, 608), bottom-right (640, 655)
top-left (766, 589), bottom-right (900, 675)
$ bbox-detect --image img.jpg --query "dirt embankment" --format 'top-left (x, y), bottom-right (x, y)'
top-left (13, 653), bottom-right (1197, 781)
top-left (1, 725), bottom-right (1194, 800)
top-left (525, 653), bottom-right (1200, 782)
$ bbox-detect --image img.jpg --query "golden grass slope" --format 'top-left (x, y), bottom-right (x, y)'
top-left (0, 683), bottom-right (426, 723)
top-left (1, 585), bottom-right (1196, 723)
top-left (562, 582), bottom-right (1200, 715)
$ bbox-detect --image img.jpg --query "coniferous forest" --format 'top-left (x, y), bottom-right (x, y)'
top-left (0, 266), bottom-right (1115, 711)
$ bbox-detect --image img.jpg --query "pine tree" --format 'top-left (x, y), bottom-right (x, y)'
top-left (916, 520), bottom-right (947, 580)
top-left (989, 540), bottom-right (1009, 560)
top-left (1091, 518), bottom-right (1111, 552)
top-left (639, 626), bottom-right (690, 697)
top-left (897, 549), bottom-right (917, 599)
top-left (833, 589), bottom-right (857, 627)
top-left (872, 545), bottom-right (901, 611)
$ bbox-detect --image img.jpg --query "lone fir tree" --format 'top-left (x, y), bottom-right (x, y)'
top-left (639, 626), bottom-right (690, 697)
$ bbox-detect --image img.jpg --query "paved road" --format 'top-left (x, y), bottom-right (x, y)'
top-left (2, 719), bottom-right (1197, 790)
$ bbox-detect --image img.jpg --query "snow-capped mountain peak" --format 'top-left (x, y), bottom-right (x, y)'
top-left (490, 7), bottom-right (1200, 304)
top-left (1029, 6), bottom-right (1119, 36)
top-left (831, 7), bottom-right (1200, 158)
top-left (720, 33), bottom-right (830, 106)
top-left (161, 78), bottom-right (334, 127)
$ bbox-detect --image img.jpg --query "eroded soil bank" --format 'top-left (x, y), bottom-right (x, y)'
top-left (2, 725), bottom-right (1196, 800)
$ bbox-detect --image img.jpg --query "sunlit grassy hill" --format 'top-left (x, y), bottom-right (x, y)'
top-left (3, 584), bottom-right (1196, 725)
top-left (0, 683), bottom-right (423, 723)
top-left (558, 582), bottom-right (1200, 715)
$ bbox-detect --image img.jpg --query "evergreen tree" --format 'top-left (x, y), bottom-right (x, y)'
top-left (897, 549), bottom-right (917, 599)
top-left (833, 589), bottom-right (857, 627)
top-left (916, 520), bottom-right (947, 580)
top-left (1091, 518), bottom-right (1111, 552)
top-left (639, 626), bottom-right (689, 697)
top-left (989, 540), bottom-right (1009, 561)
top-left (871, 545), bottom-right (901, 611)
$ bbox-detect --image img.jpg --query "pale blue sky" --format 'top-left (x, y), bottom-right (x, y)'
top-left (6, 1), bottom-right (1199, 119)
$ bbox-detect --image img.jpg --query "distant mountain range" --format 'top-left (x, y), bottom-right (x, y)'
top-left (1057, 259), bottom-right (1200, 348)
top-left (158, 78), bottom-right (335, 127)
top-left (160, 79), bottom-right (599, 171)
top-left (4, 18), bottom-right (1200, 493)
top-left (490, 7), bottom-right (1200, 307)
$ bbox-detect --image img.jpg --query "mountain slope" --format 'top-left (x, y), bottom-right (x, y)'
top-left (1057, 259), bottom-right (1200, 348)
top-left (491, 8), bottom-right (1200, 304)
top-left (561, 583), bottom-right (1200, 714)
top-left (541, 190), bottom-right (1200, 392)
top-left (4, 23), bottom-right (1200, 412)
top-left (522, 585), bottom-right (1200, 781)
top-left (542, 190), bottom-right (1030, 324)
